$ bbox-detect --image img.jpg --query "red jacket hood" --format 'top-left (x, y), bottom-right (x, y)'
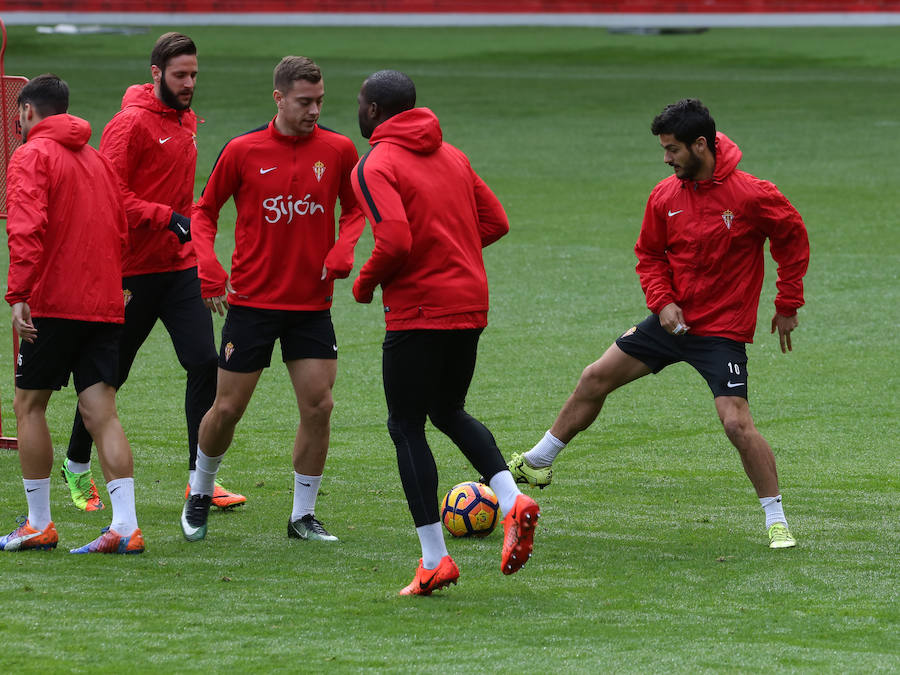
top-left (27, 113), bottom-right (91, 150)
top-left (369, 107), bottom-right (442, 154)
top-left (712, 131), bottom-right (742, 181)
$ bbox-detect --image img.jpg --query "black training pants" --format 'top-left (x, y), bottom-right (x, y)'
top-left (67, 267), bottom-right (218, 469)
top-left (382, 328), bottom-right (507, 528)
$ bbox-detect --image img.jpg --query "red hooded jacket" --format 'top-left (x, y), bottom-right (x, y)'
top-left (636, 132), bottom-right (809, 343)
top-left (99, 83), bottom-right (198, 276)
top-left (351, 107), bottom-right (509, 330)
top-left (6, 114), bottom-right (127, 323)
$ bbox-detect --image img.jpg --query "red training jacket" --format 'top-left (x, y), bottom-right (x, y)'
top-left (100, 83), bottom-right (198, 276)
top-left (351, 107), bottom-right (509, 330)
top-left (636, 132), bottom-right (809, 343)
top-left (6, 114), bottom-right (127, 323)
top-left (192, 120), bottom-right (364, 310)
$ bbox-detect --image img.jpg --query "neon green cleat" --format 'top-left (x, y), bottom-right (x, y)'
top-left (507, 452), bottom-right (552, 489)
top-left (60, 465), bottom-right (105, 511)
top-left (768, 522), bottom-right (797, 549)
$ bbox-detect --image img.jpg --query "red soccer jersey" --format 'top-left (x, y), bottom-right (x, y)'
top-left (99, 83), bottom-right (199, 277)
top-left (351, 107), bottom-right (509, 330)
top-left (636, 132), bottom-right (809, 343)
top-left (6, 114), bottom-right (127, 323)
top-left (192, 120), bottom-right (364, 310)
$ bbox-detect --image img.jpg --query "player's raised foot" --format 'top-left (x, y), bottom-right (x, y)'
top-left (507, 452), bottom-right (552, 489)
top-left (768, 522), bottom-right (797, 549)
top-left (61, 465), bottom-right (105, 511)
top-left (501, 493), bottom-right (540, 575)
top-left (181, 493), bottom-right (212, 542)
top-left (184, 480), bottom-right (246, 510)
top-left (287, 514), bottom-right (338, 542)
top-left (0, 518), bottom-right (58, 551)
top-left (70, 526), bottom-right (144, 554)
top-left (399, 556), bottom-right (460, 596)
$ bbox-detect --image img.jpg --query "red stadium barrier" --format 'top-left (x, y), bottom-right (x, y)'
top-left (3, 0), bottom-right (900, 12)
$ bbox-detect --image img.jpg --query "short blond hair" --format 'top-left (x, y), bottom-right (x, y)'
top-left (273, 56), bottom-right (322, 92)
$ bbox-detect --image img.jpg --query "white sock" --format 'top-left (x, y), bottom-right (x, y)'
top-left (489, 470), bottom-right (521, 515)
top-left (107, 477), bottom-right (138, 533)
top-left (416, 522), bottom-right (448, 569)
top-left (192, 448), bottom-right (223, 497)
top-left (760, 495), bottom-right (787, 529)
top-left (23, 478), bottom-right (52, 530)
top-left (291, 472), bottom-right (322, 521)
top-left (66, 459), bottom-right (91, 475)
top-left (188, 469), bottom-right (196, 485)
top-left (523, 430), bottom-right (566, 468)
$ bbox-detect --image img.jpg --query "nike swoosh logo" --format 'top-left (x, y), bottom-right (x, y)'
top-left (260, 167), bottom-right (277, 174)
top-left (419, 572), bottom-right (438, 590)
top-left (298, 482), bottom-right (311, 487)
top-left (332, 345), bottom-right (338, 352)
top-left (181, 509), bottom-right (203, 536)
top-left (159, 137), bottom-right (172, 144)
top-left (175, 223), bottom-right (188, 235)
top-left (668, 210), bottom-right (683, 217)
top-left (726, 381), bottom-right (744, 388)
top-left (26, 488), bottom-right (39, 493)
top-left (110, 486), bottom-right (120, 494)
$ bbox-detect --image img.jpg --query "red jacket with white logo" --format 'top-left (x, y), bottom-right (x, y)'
top-left (351, 107), bottom-right (509, 330)
top-left (636, 132), bottom-right (809, 343)
top-left (192, 120), bottom-right (364, 310)
top-left (100, 83), bottom-right (198, 276)
top-left (6, 114), bottom-right (127, 323)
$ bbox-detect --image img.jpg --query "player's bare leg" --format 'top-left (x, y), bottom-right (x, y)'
top-left (74, 382), bottom-right (142, 550)
top-left (198, 368), bottom-right (262, 458)
top-left (12, 388), bottom-right (53, 479)
top-left (715, 395), bottom-right (795, 548)
top-left (285, 358), bottom-right (338, 541)
top-left (512, 344), bottom-right (652, 487)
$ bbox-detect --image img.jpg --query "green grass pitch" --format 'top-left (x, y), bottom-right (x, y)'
top-left (0, 24), bottom-right (898, 672)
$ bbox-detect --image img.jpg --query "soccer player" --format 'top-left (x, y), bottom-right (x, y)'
top-left (182, 56), bottom-right (364, 543)
top-left (511, 99), bottom-right (809, 549)
top-left (60, 32), bottom-right (245, 513)
top-left (1, 74), bottom-right (143, 554)
top-left (352, 70), bottom-right (539, 595)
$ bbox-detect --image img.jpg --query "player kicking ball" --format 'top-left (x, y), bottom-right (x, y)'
top-left (510, 99), bottom-right (809, 550)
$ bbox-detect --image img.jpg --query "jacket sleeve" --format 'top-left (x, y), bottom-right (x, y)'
top-left (471, 170), bottom-right (509, 248)
top-left (323, 140), bottom-right (366, 279)
top-left (5, 148), bottom-right (49, 306)
top-left (351, 149), bottom-right (413, 298)
top-left (635, 188), bottom-right (676, 314)
top-left (99, 114), bottom-right (173, 231)
top-left (191, 144), bottom-right (236, 298)
top-left (755, 182), bottom-right (809, 316)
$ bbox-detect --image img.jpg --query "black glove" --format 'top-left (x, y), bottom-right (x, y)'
top-left (168, 212), bottom-right (191, 244)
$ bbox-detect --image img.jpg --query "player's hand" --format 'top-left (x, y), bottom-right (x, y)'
top-left (204, 280), bottom-right (234, 316)
top-left (352, 277), bottom-right (373, 304)
top-left (11, 302), bottom-right (37, 343)
top-left (771, 312), bottom-right (798, 353)
top-left (659, 302), bottom-right (689, 335)
top-left (168, 212), bottom-right (191, 244)
top-left (322, 248), bottom-right (352, 282)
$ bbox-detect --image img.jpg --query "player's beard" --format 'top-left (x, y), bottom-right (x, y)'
top-left (159, 72), bottom-right (192, 111)
top-left (676, 148), bottom-right (704, 180)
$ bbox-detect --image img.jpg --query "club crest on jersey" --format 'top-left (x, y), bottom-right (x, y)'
top-left (721, 209), bottom-right (734, 230)
top-left (313, 161), bottom-right (326, 182)
top-left (123, 289), bottom-right (133, 307)
top-left (621, 326), bottom-right (637, 338)
top-left (224, 342), bottom-right (235, 362)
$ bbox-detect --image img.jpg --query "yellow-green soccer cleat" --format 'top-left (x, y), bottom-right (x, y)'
top-left (507, 452), bottom-right (552, 489)
top-left (768, 522), bottom-right (797, 549)
top-left (60, 465), bottom-right (105, 511)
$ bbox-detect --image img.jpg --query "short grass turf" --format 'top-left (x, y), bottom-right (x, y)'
top-left (0, 25), bottom-right (898, 673)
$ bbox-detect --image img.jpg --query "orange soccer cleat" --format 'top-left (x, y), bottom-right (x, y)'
top-left (184, 480), bottom-right (246, 509)
top-left (69, 527), bottom-right (144, 554)
top-left (0, 518), bottom-right (58, 551)
top-left (501, 493), bottom-right (540, 575)
top-left (399, 555), bottom-right (460, 596)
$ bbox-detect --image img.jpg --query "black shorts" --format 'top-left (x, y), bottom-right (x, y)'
top-left (218, 306), bottom-right (337, 372)
top-left (615, 314), bottom-right (749, 399)
top-left (16, 318), bottom-right (122, 393)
